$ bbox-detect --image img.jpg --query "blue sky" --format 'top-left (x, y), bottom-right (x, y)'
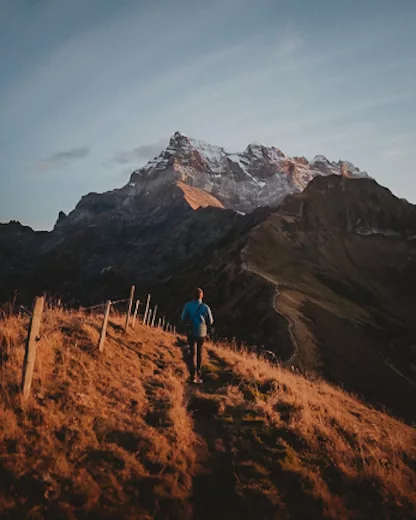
top-left (1, 0), bottom-right (415, 230)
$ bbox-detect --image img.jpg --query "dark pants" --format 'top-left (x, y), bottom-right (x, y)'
top-left (188, 335), bottom-right (204, 377)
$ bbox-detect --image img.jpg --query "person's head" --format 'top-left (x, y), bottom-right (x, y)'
top-left (194, 288), bottom-right (203, 301)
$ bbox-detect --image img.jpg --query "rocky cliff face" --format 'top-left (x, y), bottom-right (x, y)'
top-left (127, 132), bottom-right (369, 214)
top-left (54, 131), bottom-right (369, 232)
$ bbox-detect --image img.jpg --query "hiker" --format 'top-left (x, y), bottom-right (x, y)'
top-left (181, 288), bottom-right (214, 383)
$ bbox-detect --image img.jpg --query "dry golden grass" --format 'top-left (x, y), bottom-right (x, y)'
top-left (204, 343), bottom-right (416, 518)
top-left (0, 306), bottom-right (196, 519)
top-left (0, 306), bottom-right (415, 519)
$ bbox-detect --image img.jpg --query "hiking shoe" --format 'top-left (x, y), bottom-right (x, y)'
top-left (197, 376), bottom-right (203, 384)
top-left (192, 375), bottom-right (199, 384)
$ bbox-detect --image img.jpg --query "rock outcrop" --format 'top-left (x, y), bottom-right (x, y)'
top-left (127, 131), bottom-right (369, 214)
top-left (54, 131), bottom-right (369, 232)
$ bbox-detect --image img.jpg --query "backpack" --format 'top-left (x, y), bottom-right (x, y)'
top-left (185, 303), bottom-right (207, 338)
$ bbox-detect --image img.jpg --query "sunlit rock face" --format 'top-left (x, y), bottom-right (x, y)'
top-left (53, 131), bottom-right (369, 233)
top-left (128, 131), bottom-right (369, 214)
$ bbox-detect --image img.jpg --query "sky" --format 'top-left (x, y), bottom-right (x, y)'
top-left (1, 0), bottom-right (415, 230)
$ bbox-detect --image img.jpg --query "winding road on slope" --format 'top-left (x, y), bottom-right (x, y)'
top-left (240, 254), bottom-right (320, 371)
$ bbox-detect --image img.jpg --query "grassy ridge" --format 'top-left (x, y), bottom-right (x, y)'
top-left (0, 307), bottom-right (415, 519)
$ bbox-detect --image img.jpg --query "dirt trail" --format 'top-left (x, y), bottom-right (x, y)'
top-left (177, 341), bottom-right (245, 519)
top-left (181, 345), bottom-right (308, 519)
top-left (275, 290), bottom-right (321, 372)
top-left (182, 347), bottom-right (330, 519)
top-left (242, 259), bottom-right (320, 371)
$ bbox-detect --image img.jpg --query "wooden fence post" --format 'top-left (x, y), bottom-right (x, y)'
top-left (124, 285), bottom-right (135, 332)
top-left (146, 308), bottom-right (152, 326)
top-left (150, 307), bottom-right (154, 327)
top-left (22, 296), bottom-right (45, 399)
top-left (162, 317), bottom-right (165, 330)
top-left (143, 294), bottom-right (151, 325)
top-left (158, 317), bottom-right (161, 328)
top-left (98, 300), bottom-right (112, 352)
top-left (173, 326), bottom-right (176, 335)
top-left (151, 305), bottom-right (158, 327)
top-left (132, 299), bottom-right (140, 329)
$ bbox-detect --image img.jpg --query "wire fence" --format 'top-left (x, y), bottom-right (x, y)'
top-left (15, 286), bottom-right (176, 399)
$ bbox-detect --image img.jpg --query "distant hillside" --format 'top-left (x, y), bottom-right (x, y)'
top-left (243, 175), bottom-right (416, 422)
top-left (147, 176), bottom-right (416, 423)
top-left (0, 131), bottom-right (369, 306)
top-left (0, 307), bottom-right (415, 519)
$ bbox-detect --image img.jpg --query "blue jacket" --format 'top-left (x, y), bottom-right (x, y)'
top-left (181, 299), bottom-right (214, 338)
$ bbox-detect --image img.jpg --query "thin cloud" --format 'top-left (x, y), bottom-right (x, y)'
top-left (266, 91), bottom-right (415, 134)
top-left (383, 145), bottom-right (416, 159)
top-left (36, 146), bottom-right (90, 172)
top-left (274, 26), bottom-right (303, 58)
top-left (109, 138), bottom-right (167, 165)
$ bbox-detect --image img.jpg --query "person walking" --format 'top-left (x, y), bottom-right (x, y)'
top-left (181, 288), bottom-right (214, 383)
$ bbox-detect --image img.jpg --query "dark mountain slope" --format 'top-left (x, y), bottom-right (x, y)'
top-left (2, 183), bottom-right (238, 304)
top-left (244, 175), bottom-right (416, 421)
top-left (149, 204), bottom-right (294, 359)
top-left (145, 176), bottom-right (416, 421)
top-left (0, 222), bottom-right (47, 301)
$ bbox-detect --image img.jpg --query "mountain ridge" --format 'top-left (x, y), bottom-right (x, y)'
top-left (53, 131), bottom-right (369, 230)
top-left (0, 307), bottom-right (415, 519)
top-left (128, 131), bottom-right (369, 214)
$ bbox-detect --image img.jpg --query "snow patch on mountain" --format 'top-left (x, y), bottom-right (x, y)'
top-left (356, 226), bottom-right (402, 238)
top-left (127, 131), bottom-right (370, 213)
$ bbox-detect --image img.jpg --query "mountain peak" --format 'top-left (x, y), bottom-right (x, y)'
top-left (173, 130), bottom-right (187, 138)
top-left (128, 134), bottom-right (369, 213)
top-left (244, 141), bottom-right (286, 160)
top-left (168, 130), bottom-right (190, 147)
top-left (311, 154), bottom-right (330, 164)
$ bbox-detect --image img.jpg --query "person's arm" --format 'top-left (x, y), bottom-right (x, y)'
top-left (205, 305), bottom-right (214, 326)
top-left (181, 303), bottom-right (189, 322)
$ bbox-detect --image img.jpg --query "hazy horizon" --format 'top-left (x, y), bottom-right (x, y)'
top-left (1, 0), bottom-right (415, 230)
